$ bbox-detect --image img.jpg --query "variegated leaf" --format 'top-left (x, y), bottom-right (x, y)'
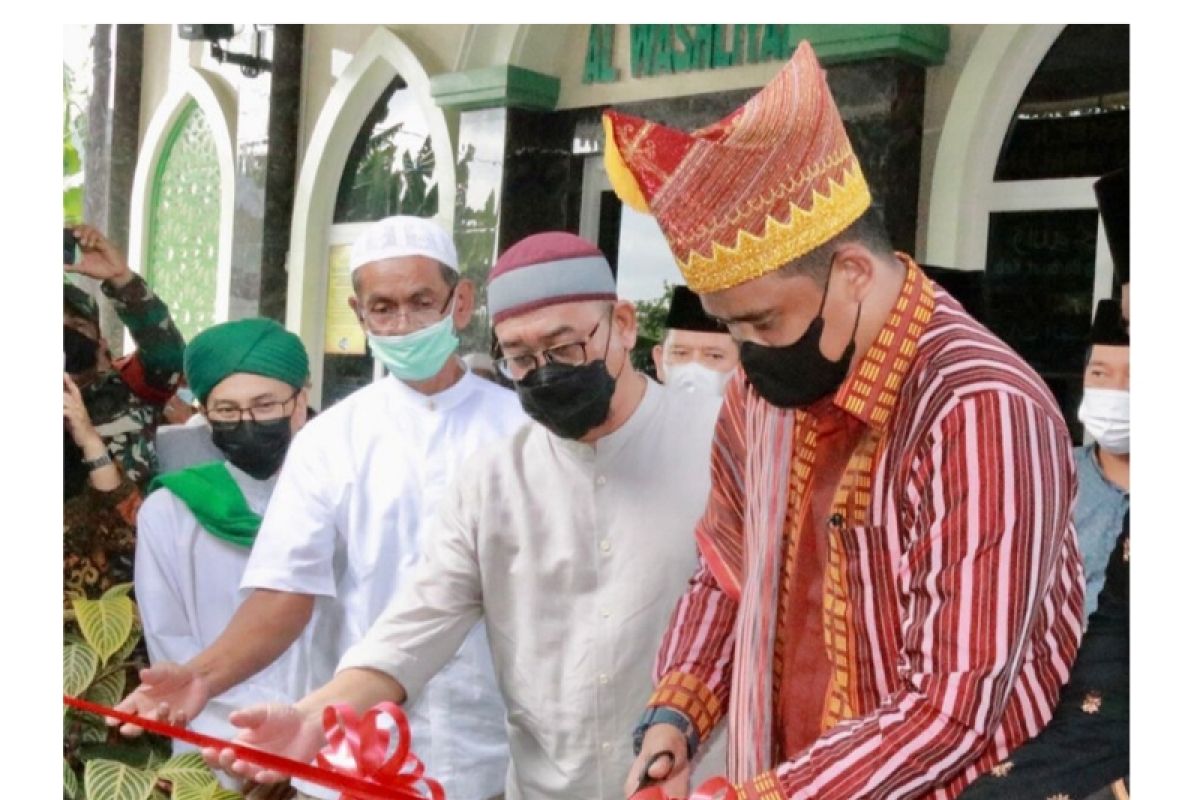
top-left (64, 643), bottom-right (100, 697)
top-left (172, 782), bottom-right (241, 800)
top-left (82, 759), bottom-right (156, 800)
top-left (112, 627), bottom-right (141, 667)
top-left (102, 583), bottom-right (134, 599)
top-left (73, 595), bottom-right (134, 663)
top-left (144, 745), bottom-right (167, 773)
top-left (65, 707), bottom-right (108, 742)
top-left (64, 758), bottom-right (79, 800)
top-left (85, 668), bottom-right (126, 708)
top-left (154, 752), bottom-right (214, 790)
top-left (79, 719), bottom-right (109, 743)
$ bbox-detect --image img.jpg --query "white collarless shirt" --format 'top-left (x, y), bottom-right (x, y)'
top-left (241, 370), bottom-right (527, 800)
top-left (339, 377), bottom-right (726, 799)
top-left (135, 465), bottom-right (314, 752)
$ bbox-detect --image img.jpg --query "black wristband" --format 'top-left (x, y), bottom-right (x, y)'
top-left (632, 706), bottom-right (699, 761)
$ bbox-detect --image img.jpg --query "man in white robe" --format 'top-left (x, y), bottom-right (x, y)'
top-left (205, 232), bottom-right (727, 800)
top-left (116, 217), bottom-right (523, 800)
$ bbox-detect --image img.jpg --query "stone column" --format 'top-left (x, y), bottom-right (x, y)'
top-left (78, 25), bottom-right (144, 354)
top-left (223, 25), bottom-right (304, 323)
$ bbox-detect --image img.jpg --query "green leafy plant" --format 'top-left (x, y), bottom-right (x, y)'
top-left (453, 144), bottom-right (501, 358)
top-left (63, 64), bottom-right (85, 223)
top-left (63, 585), bottom-right (234, 800)
top-left (632, 282), bottom-right (674, 375)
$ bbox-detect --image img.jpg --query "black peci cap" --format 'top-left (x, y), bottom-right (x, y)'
top-left (1090, 298), bottom-right (1129, 346)
top-left (664, 285), bottom-right (727, 334)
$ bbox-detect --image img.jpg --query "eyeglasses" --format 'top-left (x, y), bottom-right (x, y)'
top-left (206, 389), bottom-right (301, 423)
top-left (493, 313), bottom-right (610, 381)
top-left (361, 282), bottom-right (457, 332)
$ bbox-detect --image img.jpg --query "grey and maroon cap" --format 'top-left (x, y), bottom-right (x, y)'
top-left (487, 232), bottom-right (617, 324)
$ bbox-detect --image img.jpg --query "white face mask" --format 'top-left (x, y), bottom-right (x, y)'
top-left (1078, 387), bottom-right (1130, 454)
top-left (664, 361), bottom-right (733, 398)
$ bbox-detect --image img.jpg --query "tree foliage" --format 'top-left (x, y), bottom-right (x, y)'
top-left (631, 282), bottom-right (674, 375)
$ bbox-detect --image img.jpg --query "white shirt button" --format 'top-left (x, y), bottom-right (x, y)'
top-left (601, 741), bottom-right (613, 752)
top-left (601, 608), bottom-right (611, 619)
top-left (599, 539), bottom-right (612, 553)
top-left (599, 673), bottom-right (610, 684)
top-left (596, 475), bottom-right (607, 487)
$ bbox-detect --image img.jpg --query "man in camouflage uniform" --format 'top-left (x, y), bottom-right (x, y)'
top-left (64, 224), bottom-right (186, 487)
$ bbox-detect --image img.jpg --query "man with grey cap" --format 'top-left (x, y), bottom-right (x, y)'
top-left (204, 231), bottom-right (726, 800)
top-left (113, 216), bottom-right (523, 800)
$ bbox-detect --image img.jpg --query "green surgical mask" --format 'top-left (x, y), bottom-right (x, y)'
top-left (367, 313), bottom-right (460, 382)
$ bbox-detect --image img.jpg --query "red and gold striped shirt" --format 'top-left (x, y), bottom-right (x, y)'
top-left (648, 258), bottom-right (1085, 800)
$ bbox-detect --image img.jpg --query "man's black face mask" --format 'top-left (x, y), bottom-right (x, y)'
top-left (64, 325), bottom-right (99, 376)
top-left (515, 359), bottom-right (617, 440)
top-left (738, 261), bottom-right (861, 409)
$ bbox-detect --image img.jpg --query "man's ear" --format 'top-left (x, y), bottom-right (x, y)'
top-left (652, 344), bottom-right (665, 383)
top-left (452, 279), bottom-right (476, 330)
top-left (831, 243), bottom-right (881, 304)
top-left (612, 300), bottom-right (639, 350)
top-left (291, 387), bottom-right (310, 433)
top-left (348, 295), bottom-right (366, 334)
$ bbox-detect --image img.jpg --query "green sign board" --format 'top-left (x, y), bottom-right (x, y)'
top-left (584, 24), bottom-right (791, 84)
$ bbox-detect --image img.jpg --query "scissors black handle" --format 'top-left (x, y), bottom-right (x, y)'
top-left (633, 749), bottom-right (677, 795)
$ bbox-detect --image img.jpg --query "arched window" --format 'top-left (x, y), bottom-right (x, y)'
top-left (144, 100), bottom-right (221, 342)
top-left (323, 75), bottom-right (440, 407)
top-left (333, 75), bottom-right (438, 223)
top-left (982, 24), bottom-right (1128, 442)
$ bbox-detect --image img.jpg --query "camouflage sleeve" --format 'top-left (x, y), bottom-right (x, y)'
top-left (94, 395), bottom-right (161, 487)
top-left (101, 273), bottom-right (185, 392)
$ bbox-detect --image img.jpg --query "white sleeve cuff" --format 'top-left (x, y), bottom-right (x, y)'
top-left (336, 642), bottom-right (431, 700)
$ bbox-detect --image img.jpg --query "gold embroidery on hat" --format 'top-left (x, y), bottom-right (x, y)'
top-left (680, 162), bottom-right (871, 293)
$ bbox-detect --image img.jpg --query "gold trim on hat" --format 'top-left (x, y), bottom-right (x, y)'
top-left (680, 161), bottom-right (872, 294)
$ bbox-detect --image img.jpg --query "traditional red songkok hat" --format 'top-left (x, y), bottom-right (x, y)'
top-left (602, 41), bottom-right (871, 294)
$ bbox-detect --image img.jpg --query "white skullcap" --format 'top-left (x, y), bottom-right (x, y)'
top-left (349, 216), bottom-right (459, 274)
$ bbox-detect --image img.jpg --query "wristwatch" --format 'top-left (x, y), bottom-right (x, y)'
top-left (84, 451), bottom-right (113, 471)
top-left (632, 706), bottom-right (699, 760)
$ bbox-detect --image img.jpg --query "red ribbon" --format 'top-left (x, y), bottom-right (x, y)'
top-left (630, 776), bottom-right (737, 800)
top-left (63, 694), bottom-right (443, 800)
top-left (316, 703), bottom-right (444, 800)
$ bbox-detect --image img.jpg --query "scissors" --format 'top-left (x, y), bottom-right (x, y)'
top-left (631, 749), bottom-right (677, 797)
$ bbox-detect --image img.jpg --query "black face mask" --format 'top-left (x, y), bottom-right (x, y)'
top-left (210, 417), bottom-right (293, 480)
top-left (739, 270), bottom-right (861, 409)
top-left (64, 325), bottom-right (99, 375)
top-left (516, 360), bottom-right (617, 440)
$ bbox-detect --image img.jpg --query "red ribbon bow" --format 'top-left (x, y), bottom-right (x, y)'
top-left (63, 694), bottom-right (441, 800)
top-left (316, 703), bottom-right (444, 800)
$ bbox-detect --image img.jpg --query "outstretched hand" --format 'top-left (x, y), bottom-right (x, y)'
top-left (109, 662), bottom-right (210, 736)
top-left (202, 703), bottom-right (327, 785)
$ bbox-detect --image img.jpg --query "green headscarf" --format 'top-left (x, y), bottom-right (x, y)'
top-left (148, 461), bottom-right (262, 547)
top-left (185, 317), bottom-right (309, 403)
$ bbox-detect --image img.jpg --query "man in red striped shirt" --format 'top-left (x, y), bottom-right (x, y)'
top-left (605, 41), bottom-right (1084, 800)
